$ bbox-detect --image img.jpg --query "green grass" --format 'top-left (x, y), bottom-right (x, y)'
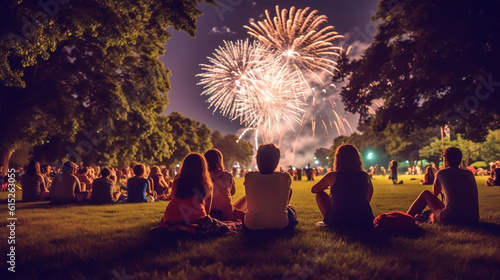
top-left (1, 175), bottom-right (500, 279)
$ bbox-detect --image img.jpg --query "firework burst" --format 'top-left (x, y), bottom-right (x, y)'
top-left (197, 39), bottom-right (265, 119)
top-left (233, 57), bottom-right (308, 137)
top-left (244, 5), bottom-right (344, 83)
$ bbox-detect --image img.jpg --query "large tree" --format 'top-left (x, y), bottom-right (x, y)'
top-left (211, 131), bottom-right (253, 169)
top-left (339, 0), bottom-right (500, 142)
top-left (163, 112), bottom-right (213, 168)
top-left (0, 0), bottom-right (214, 168)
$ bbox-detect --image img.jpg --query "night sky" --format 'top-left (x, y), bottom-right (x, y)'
top-left (161, 0), bottom-right (379, 140)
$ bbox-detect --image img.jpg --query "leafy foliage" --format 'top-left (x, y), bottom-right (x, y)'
top-left (163, 112), bottom-right (213, 168)
top-left (211, 131), bottom-right (254, 169)
top-left (0, 0), bottom-right (214, 167)
top-left (339, 0), bottom-right (500, 141)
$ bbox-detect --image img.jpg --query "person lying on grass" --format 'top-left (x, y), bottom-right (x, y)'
top-left (407, 147), bottom-right (479, 225)
top-left (126, 164), bottom-right (156, 203)
top-left (204, 149), bottom-right (247, 221)
top-left (90, 168), bottom-right (123, 204)
top-left (159, 153), bottom-right (231, 236)
top-left (311, 144), bottom-right (374, 229)
top-left (50, 161), bottom-right (90, 204)
top-left (243, 143), bottom-right (298, 232)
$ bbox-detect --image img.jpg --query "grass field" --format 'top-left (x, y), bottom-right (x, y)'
top-left (1, 175), bottom-right (500, 280)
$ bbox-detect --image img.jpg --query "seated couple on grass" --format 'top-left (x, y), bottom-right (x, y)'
top-left (157, 144), bottom-right (297, 236)
top-left (312, 145), bottom-right (479, 230)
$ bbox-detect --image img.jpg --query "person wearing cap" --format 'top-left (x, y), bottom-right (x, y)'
top-left (407, 147), bottom-right (479, 225)
top-left (50, 161), bottom-right (87, 204)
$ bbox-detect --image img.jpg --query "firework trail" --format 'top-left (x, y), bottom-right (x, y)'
top-left (244, 5), bottom-right (344, 83)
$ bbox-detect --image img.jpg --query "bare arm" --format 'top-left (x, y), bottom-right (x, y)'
top-left (230, 175), bottom-right (236, 196)
top-left (367, 173), bottom-right (374, 202)
top-left (311, 172), bottom-right (336, 193)
top-left (433, 173), bottom-right (442, 197)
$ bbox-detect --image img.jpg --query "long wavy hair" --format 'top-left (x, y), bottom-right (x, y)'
top-left (334, 144), bottom-right (364, 172)
top-left (174, 153), bottom-right (213, 200)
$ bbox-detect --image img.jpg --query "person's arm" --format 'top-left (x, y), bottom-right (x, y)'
top-left (147, 178), bottom-right (154, 194)
top-left (74, 177), bottom-right (82, 195)
top-left (366, 173), bottom-right (374, 202)
top-left (432, 172), bottom-right (442, 197)
top-left (311, 172), bottom-right (336, 193)
top-left (40, 175), bottom-right (48, 192)
top-left (229, 174), bottom-right (236, 196)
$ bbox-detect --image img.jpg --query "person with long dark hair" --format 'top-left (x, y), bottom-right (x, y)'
top-left (21, 161), bottom-right (49, 202)
top-left (204, 149), bottom-right (246, 221)
top-left (311, 144), bottom-right (374, 229)
top-left (159, 153), bottom-right (231, 235)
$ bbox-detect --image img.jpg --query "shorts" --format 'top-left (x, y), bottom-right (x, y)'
top-left (242, 205), bottom-right (298, 232)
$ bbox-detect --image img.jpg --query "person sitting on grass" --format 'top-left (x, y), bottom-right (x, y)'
top-left (389, 160), bottom-right (403, 184)
top-left (311, 144), bottom-right (374, 229)
top-left (158, 153), bottom-right (232, 236)
top-left (243, 143), bottom-right (298, 232)
top-left (127, 164), bottom-right (156, 203)
top-left (76, 167), bottom-right (93, 192)
top-left (91, 168), bottom-right (123, 204)
top-left (204, 149), bottom-right (247, 221)
top-left (21, 161), bottom-right (49, 202)
top-left (50, 161), bottom-right (89, 204)
top-left (486, 161), bottom-right (500, 187)
top-left (420, 166), bottom-right (435, 185)
top-left (407, 147), bottom-right (479, 225)
top-left (149, 166), bottom-right (171, 200)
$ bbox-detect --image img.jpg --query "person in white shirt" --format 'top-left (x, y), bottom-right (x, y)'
top-left (243, 143), bottom-right (298, 231)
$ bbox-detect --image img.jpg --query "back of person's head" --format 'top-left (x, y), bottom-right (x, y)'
top-left (204, 149), bottom-right (225, 172)
top-left (78, 167), bottom-right (88, 175)
top-left (174, 153), bottom-right (212, 199)
top-left (149, 166), bottom-right (160, 177)
top-left (426, 166), bottom-right (433, 174)
top-left (40, 164), bottom-right (48, 174)
top-left (334, 144), bottom-right (364, 172)
top-left (62, 161), bottom-right (75, 174)
top-left (256, 143), bottom-right (280, 174)
top-left (133, 164), bottom-right (145, 177)
top-left (101, 168), bottom-right (111, 178)
top-left (390, 160), bottom-right (398, 168)
top-left (26, 161), bottom-right (40, 176)
top-left (443, 147), bottom-right (462, 167)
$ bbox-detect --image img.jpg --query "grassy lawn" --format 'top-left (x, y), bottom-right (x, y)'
top-left (1, 175), bottom-right (500, 279)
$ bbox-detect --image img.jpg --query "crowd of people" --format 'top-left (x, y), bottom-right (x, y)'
top-left (1, 143), bottom-right (497, 237)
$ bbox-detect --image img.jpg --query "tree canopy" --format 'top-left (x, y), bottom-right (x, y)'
top-left (339, 0), bottom-right (500, 142)
top-left (211, 131), bottom-right (253, 170)
top-left (0, 0), bottom-right (214, 168)
top-left (163, 112), bottom-right (213, 168)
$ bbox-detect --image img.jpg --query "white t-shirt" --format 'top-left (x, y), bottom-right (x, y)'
top-left (243, 171), bottom-right (292, 230)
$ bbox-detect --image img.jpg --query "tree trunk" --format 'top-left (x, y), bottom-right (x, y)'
top-left (1, 148), bottom-right (15, 171)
